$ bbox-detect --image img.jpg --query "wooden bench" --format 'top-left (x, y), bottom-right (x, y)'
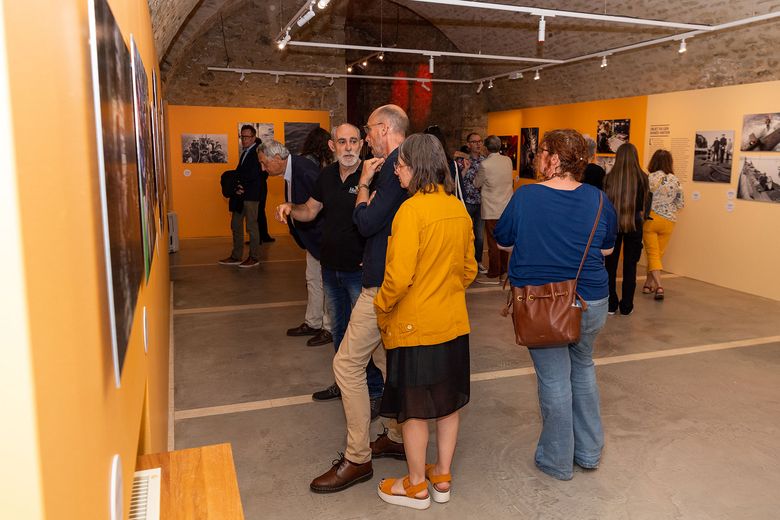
top-left (136, 443), bottom-right (244, 519)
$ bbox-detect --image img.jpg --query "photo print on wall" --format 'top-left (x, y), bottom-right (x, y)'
top-left (151, 69), bottom-right (166, 229)
top-left (131, 35), bottom-right (156, 280)
top-left (181, 133), bottom-right (228, 163)
top-left (693, 130), bottom-right (734, 183)
top-left (741, 113), bottom-right (780, 151)
top-left (519, 128), bottom-right (539, 179)
top-left (596, 156), bottom-right (615, 174)
top-left (737, 156), bottom-right (780, 203)
top-left (88, 0), bottom-right (144, 386)
top-left (499, 135), bottom-right (519, 170)
top-left (597, 119), bottom-right (631, 154)
top-left (284, 122), bottom-right (320, 155)
top-left (238, 122), bottom-right (274, 156)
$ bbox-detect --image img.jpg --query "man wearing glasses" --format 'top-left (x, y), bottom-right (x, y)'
top-left (219, 125), bottom-right (262, 267)
top-left (454, 133), bottom-right (487, 273)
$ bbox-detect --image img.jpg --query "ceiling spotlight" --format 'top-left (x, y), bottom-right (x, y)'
top-left (362, 60), bottom-right (368, 67)
top-left (421, 82), bottom-right (431, 92)
top-left (277, 30), bottom-right (291, 50)
top-left (488, 79), bottom-right (494, 89)
top-left (476, 81), bottom-right (484, 93)
top-left (328, 77), bottom-right (334, 86)
top-left (679, 38), bottom-right (687, 53)
top-left (509, 72), bottom-right (523, 80)
top-left (275, 74), bottom-right (280, 84)
top-left (538, 16), bottom-right (546, 43)
top-left (239, 72), bottom-right (246, 82)
top-left (347, 65), bottom-right (353, 73)
top-left (296, 5), bottom-right (316, 27)
top-left (378, 52), bottom-right (384, 61)
top-left (534, 69), bottom-right (540, 80)
top-left (316, 0), bottom-right (330, 9)
top-left (429, 56), bottom-right (435, 74)
top-left (601, 55), bottom-right (608, 68)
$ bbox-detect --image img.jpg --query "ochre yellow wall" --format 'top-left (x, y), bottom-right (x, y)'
top-left (2, 0), bottom-right (170, 518)
top-left (167, 105), bottom-right (331, 238)
top-left (488, 96), bottom-right (649, 189)
top-left (645, 80), bottom-right (780, 301)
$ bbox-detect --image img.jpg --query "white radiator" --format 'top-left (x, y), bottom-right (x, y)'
top-left (129, 468), bottom-right (161, 520)
top-left (167, 211), bottom-right (179, 252)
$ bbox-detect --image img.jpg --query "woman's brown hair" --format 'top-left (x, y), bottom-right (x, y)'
top-left (537, 129), bottom-right (589, 181)
top-left (398, 133), bottom-right (454, 195)
top-left (647, 149), bottom-right (674, 175)
top-left (605, 142), bottom-right (649, 232)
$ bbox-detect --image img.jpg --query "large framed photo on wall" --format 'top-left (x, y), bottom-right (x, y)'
top-left (88, 0), bottom-right (144, 387)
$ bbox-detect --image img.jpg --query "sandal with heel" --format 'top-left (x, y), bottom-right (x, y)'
top-left (642, 284), bottom-right (655, 294)
top-left (654, 287), bottom-right (665, 301)
top-left (377, 476), bottom-right (430, 510)
top-left (425, 464), bottom-right (452, 503)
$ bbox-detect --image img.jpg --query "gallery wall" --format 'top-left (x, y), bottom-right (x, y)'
top-left (1, 0), bottom-right (170, 518)
top-left (166, 104), bottom-right (331, 238)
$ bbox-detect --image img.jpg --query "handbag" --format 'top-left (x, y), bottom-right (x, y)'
top-left (502, 192), bottom-right (603, 348)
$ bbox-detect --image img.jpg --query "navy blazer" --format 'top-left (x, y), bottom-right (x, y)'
top-left (287, 155), bottom-right (324, 259)
top-left (236, 142), bottom-right (262, 201)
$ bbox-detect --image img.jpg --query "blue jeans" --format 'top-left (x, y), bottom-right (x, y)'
top-left (527, 296), bottom-right (609, 480)
top-left (321, 267), bottom-right (384, 399)
top-left (465, 202), bottom-right (484, 264)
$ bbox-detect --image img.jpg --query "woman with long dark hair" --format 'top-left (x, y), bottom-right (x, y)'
top-left (642, 149), bottom-right (684, 300)
top-left (301, 127), bottom-right (333, 169)
top-left (604, 143), bottom-right (650, 315)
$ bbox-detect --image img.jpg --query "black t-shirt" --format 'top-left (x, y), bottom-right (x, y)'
top-left (311, 162), bottom-right (366, 272)
top-left (582, 163), bottom-right (606, 191)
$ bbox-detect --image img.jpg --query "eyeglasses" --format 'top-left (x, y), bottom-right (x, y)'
top-left (239, 134), bottom-right (254, 139)
top-left (468, 139), bottom-right (482, 144)
top-left (540, 148), bottom-right (551, 154)
top-left (362, 121), bottom-right (385, 134)
top-left (394, 161), bottom-right (408, 174)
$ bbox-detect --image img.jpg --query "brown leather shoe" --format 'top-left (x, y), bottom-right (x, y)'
top-left (310, 454), bottom-right (373, 493)
top-left (306, 329), bottom-right (333, 347)
top-left (286, 323), bottom-right (319, 337)
top-left (371, 428), bottom-right (406, 460)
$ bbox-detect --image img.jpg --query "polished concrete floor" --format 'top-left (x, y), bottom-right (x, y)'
top-left (171, 236), bottom-right (780, 519)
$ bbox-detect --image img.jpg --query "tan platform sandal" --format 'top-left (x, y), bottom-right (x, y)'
top-left (377, 476), bottom-right (430, 510)
top-left (425, 464), bottom-right (452, 503)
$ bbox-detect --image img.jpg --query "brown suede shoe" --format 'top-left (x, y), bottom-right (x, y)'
top-left (371, 428), bottom-right (406, 460)
top-left (310, 454), bottom-right (373, 493)
top-left (306, 329), bottom-right (333, 347)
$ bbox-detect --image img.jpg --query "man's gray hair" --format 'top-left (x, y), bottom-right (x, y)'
top-left (330, 123), bottom-right (361, 140)
top-left (374, 105), bottom-right (409, 136)
top-left (582, 134), bottom-right (597, 158)
top-left (484, 135), bottom-right (502, 153)
top-left (258, 139), bottom-right (290, 159)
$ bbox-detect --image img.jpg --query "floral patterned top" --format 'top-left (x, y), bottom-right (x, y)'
top-left (460, 155), bottom-right (483, 205)
top-left (648, 170), bottom-right (684, 222)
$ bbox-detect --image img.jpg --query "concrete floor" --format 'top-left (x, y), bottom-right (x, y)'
top-left (171, 236), bottom-right (780, 519)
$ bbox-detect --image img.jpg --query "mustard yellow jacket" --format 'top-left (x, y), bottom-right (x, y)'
top-left (374, 187), bottom-right (478, 349)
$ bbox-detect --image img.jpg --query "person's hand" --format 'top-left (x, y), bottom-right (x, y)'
top-left (235, 187), bottom-right (244, 196)
top-left (275, 202), bottom-right (293, 223)
top-left (360, 157), bottom-right (385, 185)
top-left (463, 158), bottom-right (472, 171)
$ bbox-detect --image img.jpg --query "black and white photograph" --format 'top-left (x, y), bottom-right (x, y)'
top-left (597, 118), bottom-right (631, 154)
top-left (88, 0), bottom-right (144, 385)
top-left (693, 130), bottom-right (734, 183)
top-left (519, 127), bottom-right (538, 179)
top-left (151, 69), bottom-right (166, 229)
top-left (131, 36), bottom-right (156, 280)
top-left (740, 113), bottom-right (780, 151)
top-left (597, 156), bottom-right (615, 174)
top-left (284, 122), bottom-right (320, 155)
top-left (737, 156), bottom-right (780, 203)
top-left (181, 133), bottom-right (228, 163)
top-left (499, 135), bottom-right (519, 170)
top-left (238, 122), bottom-right (274, 155)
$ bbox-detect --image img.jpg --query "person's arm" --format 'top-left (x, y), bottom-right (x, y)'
top-left (494, 192), bottom-right (519, 248)
top-left (374, 205), bottom-right (419, 315)
top-left (462, 228), bottom-right (478, 288)
top-left (275, 197), bottom-right (323, 224)
top-left (353, 160), bottom-right (407, 237)
top-left (355, 157), bottom-right (384, 207)
top-left (473, 162), bottom-right (486, 188)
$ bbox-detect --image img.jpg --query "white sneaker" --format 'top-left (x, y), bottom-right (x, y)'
top-left (478, 263), bottom-right (488, 274)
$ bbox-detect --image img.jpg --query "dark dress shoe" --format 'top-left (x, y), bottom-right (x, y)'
top-left (307, 329), bottom-right (333, 346)
top-left (370, 428), bottom-right (406, 460)
top-left (286, 323), bottom-right (319, 337)
top-left (261, 236), bottom-right (276, 242)
top-left (310, 454), bottom-right (373, 493)
top-left (312, 383), bottom-right (341, 401)
top-left (370, 396), bottom-right (382, 421)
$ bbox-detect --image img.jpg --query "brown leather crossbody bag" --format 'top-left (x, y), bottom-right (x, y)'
top-left (502, 192), bottom-right (603, 348)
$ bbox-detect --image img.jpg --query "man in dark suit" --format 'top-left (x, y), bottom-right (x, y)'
top-left (218, 125), bottom-right (261, 268)
top-left (259, 140), bottom-right (332, 346)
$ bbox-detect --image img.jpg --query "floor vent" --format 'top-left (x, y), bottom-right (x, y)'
top-left (130, 468), bottom-right (161, 520)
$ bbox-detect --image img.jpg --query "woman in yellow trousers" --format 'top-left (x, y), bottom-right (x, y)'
top-left (643, 150), bottom-right (684, 300)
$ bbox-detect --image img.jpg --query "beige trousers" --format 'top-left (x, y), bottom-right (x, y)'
top-left (333, 286), bottom-right (401, 463)
top-left (304, 252), bottom-right (331, 331)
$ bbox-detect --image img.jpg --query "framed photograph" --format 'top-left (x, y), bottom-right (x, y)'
top-left (597, 119), bottom-right (631, 154)
top-left (519, 128), bottom-right (538, 179)
top-left (284, 122), bottom-right (320, 155)
top-left (131, 35), bottom-right (156, 280)
top-left (151, 69), bottom-right (166, 229)
top-left (693, 130), bottom-right (734, 183)
top-left (181, 133), bottom-right (228, 163)
top-left (737, 156), bottom-right (780, 203)
top-left (596, 156), bottom-right (615, 174)
top-left (88, 0), bottom-right (144, 386)
top-left (740, 113), bottom-right (780, 151)
top-left (498, 135), bottom-right (519, 170)
top-left (238, 122), bottom-right (274, 156)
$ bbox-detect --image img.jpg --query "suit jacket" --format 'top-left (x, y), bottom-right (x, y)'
top-left (220, 170), bottom-right (243, 213)
top-left (287, 154), bottom-right (324, 259)
top-left (474, 152), bottom-right (514, 219)
top-left (236, 141), bottom-right (262, 201)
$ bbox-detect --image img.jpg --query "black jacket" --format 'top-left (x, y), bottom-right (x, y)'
top-left (287, 155), bottom-right (324, 259)
top-left (220, 170), bottom-right (243, 212)
top-left (236, 142), bottom-right (262, 201)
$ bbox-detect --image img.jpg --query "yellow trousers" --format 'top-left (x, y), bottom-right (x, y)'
top-left (642, 211), bottom-right (675, 272)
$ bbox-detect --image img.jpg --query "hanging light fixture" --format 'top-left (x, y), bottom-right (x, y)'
top-left (277, 30), bottom-right (291, 50)
top-left (328, 77), bottom-right (334, 86)
top-left (476, 81), bottom-right (484, 93)
top-left (378, 52), bottom-right (384, 61)
top-left (421, 82), bottom-right (431, 91)
top-left (487, 79), bottom-right (494, 89)
top-left (317, 0), bottom-right (331, 9)
top-left (534, 69), bottom-right (541, 80)
top-left (362, 60), bottom-right (368, 67)
top-left (296, 4), bottom-right (316, 27)
top-left (429, 56), bottom-right (435, 74)
top-left (239, 72), bottom-right (246, 82)
top-left (601, 55), bottom-right (608, 68)
top-left (678, 38), bottom-right (687, 53)
top-left (346, 65), bottom-right (353, 73)
top-left (538, 16), bottom-right (546, 42)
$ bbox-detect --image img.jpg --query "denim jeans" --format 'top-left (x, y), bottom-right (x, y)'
top-left (322, 267), bottom-right (384, 399)
top-left (527, 296), bottom-right (609, 480)
top-left (465, 202), bottom-right (484, 264)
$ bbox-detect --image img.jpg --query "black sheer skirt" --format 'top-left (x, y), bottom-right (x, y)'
top-left (379, 334), bottom-right (470, 423)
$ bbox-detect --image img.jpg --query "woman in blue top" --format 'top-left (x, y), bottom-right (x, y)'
top-left (495, 129), bottom-right (618, 481)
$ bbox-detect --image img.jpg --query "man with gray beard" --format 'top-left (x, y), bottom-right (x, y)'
top-left (275, 124), bottom-right (383, 403)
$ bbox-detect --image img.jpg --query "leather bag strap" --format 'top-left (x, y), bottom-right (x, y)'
top-left (574, 191), bottom-right (604, 284)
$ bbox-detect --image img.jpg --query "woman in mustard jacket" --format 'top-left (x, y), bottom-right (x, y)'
top-left (374, 133), bottom-right (477, 510)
